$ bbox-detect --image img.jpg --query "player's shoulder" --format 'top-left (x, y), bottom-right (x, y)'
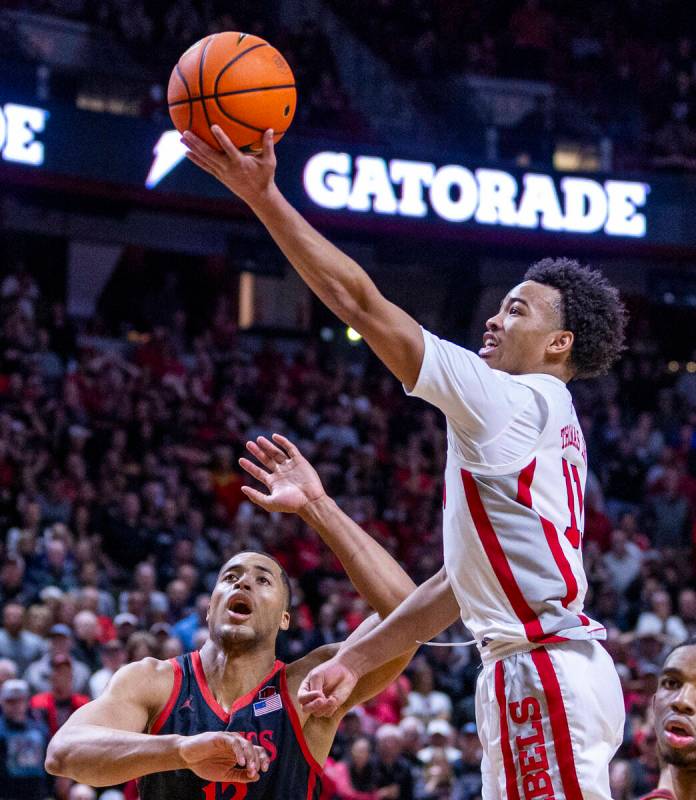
top-left (510, 372), bottom-right (573, 415)
top-left (511, 372), bottom-right (569, 393)
top-left (106, 656), bottom-right (177, 703)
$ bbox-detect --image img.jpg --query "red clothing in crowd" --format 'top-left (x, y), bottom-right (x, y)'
top-left (362, 676), bottom-right (410, 727)
top-left (97, 615), bottom-right (117, 644)
top-left (30, 691), bottom-right (90, 736)
top-left (322, 760), bottom-right (380, 800)
top-left (212, 469), bottom-right (245, 519)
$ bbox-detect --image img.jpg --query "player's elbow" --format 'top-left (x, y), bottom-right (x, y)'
top-left (327, 272), bottom-right (382, 325)
top-left (45, 728), bottom-right (86, 778)
top-left (45, 737), bottom-right (68, 776)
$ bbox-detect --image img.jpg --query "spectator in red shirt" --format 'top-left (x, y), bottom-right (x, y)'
top-left (211, 445), bottom-right (245, 519)
top-left (29, 654), bottom-right (89, 737)
top-left (324, 736), bottom-right (393, 800)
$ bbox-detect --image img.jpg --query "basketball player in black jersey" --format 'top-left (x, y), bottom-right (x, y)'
top-left (46, 434), bottom-right (417, 799)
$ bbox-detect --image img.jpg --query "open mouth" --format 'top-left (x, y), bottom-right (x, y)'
top-left (479, 336), bottom-right (499, 359)
top-left (664, 720), bottom-right (695, 748)
top-left (227, 598), bottom-right (253, 620)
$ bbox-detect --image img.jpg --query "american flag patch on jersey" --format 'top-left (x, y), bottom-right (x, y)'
top-left (253, 691), bottom-right (283, 717)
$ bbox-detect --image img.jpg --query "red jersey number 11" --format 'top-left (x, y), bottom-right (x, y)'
top-left (562, 458), bottom-right (584, 549)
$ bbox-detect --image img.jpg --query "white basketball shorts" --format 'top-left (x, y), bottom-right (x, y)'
top-left (475, 640), bottom-right (625, 800)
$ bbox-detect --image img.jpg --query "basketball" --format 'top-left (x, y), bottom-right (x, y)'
top-left (167, 31), bottom-right (297, 152)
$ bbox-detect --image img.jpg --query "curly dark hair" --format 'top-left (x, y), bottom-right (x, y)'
top-left (523, 257), bottom-right (628, 379)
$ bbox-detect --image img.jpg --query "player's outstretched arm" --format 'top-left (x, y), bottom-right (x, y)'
top-left (239, 433), bottom-right (416, 618)
top-left (45, 658), bottom-right (269, 786)
top-left (299, 565), bottom-right (460, 717)
top-left (182, 127), bottom-right (424, 390)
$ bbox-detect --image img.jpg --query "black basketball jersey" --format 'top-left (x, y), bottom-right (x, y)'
top-left (139, 651), bottom-right (323, 800)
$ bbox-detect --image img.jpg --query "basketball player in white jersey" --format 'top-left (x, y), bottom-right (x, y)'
top-left (182, 126), bottom-right (629, 800)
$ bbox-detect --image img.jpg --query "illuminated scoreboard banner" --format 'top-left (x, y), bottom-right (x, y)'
top-left (0, 101), bottom-right (49, 166)
top-left (302, 152), bottom-right (649, 238)
top-left (2, 93), bottom-right (694, 248)
top-left (143, 132), bottom-right (649, 238)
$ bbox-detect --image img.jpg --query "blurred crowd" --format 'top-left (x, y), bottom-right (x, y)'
top-left (1, 257), bottom-right (696, 800)
top-left (326, 0), bottom-right (696, 170)
top-left (7, 0), bottom-right (696, 169)
top-left (12, 0), bottom-right (369, 138)
top-left (9, 0), bottom-right (696, 168)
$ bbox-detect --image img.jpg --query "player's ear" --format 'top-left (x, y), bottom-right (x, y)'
top-left (547, 329), bottom-right (574, 357)
top-left (280, 610), bottom-right (290, 631)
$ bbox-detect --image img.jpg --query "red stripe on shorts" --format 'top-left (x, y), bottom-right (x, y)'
top-left (494, 660), bottom-right (521, 800)
top-left (462, 468), bottom-right (545, 642)
top-left (531, 648), bottom-right (583, 800)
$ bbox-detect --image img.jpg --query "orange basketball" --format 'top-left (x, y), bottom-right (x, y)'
top-left (168, 31), bottom-right (297, 152)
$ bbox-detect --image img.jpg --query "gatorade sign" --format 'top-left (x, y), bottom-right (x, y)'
top-left (0, 102), bottom-right (49, 167)
top-left (303, 152), bottom-right (650, 238)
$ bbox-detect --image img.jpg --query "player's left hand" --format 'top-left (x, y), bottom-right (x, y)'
top-left (298, 655), bottom-right (360, 718)
top-left (239, 434), bottom-right (326, 514)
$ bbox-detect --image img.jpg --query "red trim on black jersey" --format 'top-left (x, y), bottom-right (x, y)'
top-left (150, 657), bottom-right (183, 734)
top-left (638, 791), bottom-right (676, 800)
top-left (190, 650), bottom-right (283, 723)
top-left (279, 665), bottom-right (324, 776)
top-left (306, 770), bottom-right (318, 800)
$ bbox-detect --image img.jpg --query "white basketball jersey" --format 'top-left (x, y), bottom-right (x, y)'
top-left (408, 329), bottom-right (604, 661)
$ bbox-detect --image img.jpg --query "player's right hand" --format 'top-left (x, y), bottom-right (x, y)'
top-left (239, 433), bottom-right (326, 515)
top-left (178, 731), bottom-right (270, 783)
top-left (182, 125), bottom-right (277, 208)
top-left (298, 656), bottom-right (360, 718)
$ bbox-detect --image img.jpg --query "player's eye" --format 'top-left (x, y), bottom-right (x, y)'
top-left (258, 576), bottom-right (270, 584)
top-left (509, 305), bottom-right (521, 315)
top-left (661, 677), bottom-right (680, 690)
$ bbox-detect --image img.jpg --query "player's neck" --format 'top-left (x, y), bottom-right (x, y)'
top-left (669, 765), bottom-right (696, 800)
top-left (199, 640), bottom-right (277, 712)
top-left (527, 362), bottom-right (573, 383)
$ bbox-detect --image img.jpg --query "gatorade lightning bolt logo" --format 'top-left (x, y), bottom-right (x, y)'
top-left (145, 129), bottom-right (187, 189)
